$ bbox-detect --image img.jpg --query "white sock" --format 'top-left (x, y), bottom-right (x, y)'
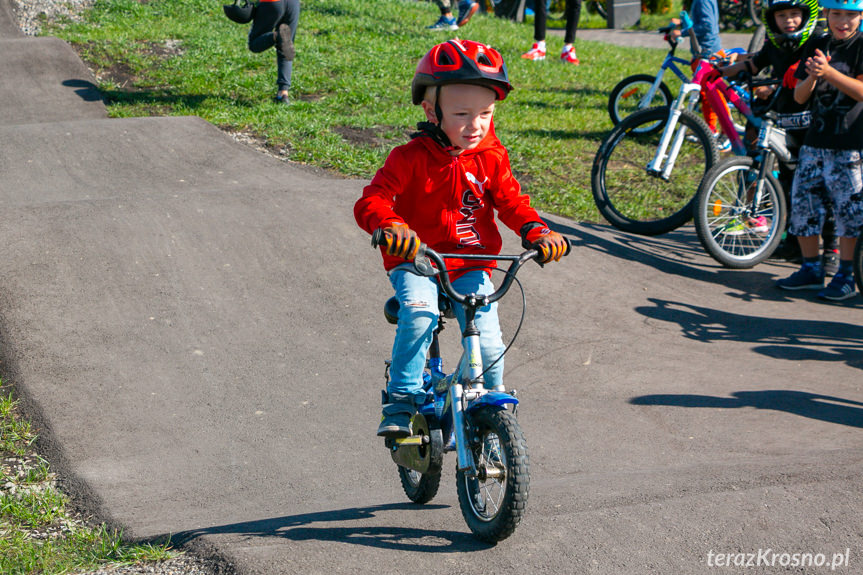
top-left (536, 40), bottom-right (546, 51)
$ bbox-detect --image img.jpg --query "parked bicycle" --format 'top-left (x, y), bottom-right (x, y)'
top-left (592, 55), bottom-right (758, 236)
top-left (372, 228), bottom-right (568, 543)
top-left (607, 20), bottom-right (693, 131)
top-left (693, 83), bottom-right (808, 268)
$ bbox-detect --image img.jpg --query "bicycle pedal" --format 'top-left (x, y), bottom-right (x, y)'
top-left (394, 435), bottom-right (428, 446)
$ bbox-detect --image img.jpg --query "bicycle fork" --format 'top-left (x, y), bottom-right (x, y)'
top-left (647, 83), bottom-right (702, 180)
top-left (451, 303), bottom-right (486, 476)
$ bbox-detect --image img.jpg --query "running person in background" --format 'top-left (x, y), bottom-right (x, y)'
top-left (427, 0), bottom-right (479, 30)
top-left (521, 0), bottom-right (583, 64)
top-left (247, 0), bottom-right (299, 105)
top-left (776, 0), bottom-right (863, 301)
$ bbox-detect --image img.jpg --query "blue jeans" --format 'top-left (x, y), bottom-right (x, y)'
top-left (388, 266), bottom-right (506, 403)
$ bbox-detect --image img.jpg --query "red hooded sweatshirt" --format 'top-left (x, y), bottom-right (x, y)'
top-left (354, 123), bottom-right (545, 275)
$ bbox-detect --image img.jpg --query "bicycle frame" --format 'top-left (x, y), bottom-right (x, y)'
top-left (635, 41), bottom-right (691, 111)
top-left (645, 79), bottom-right (702, 179)
top-left (388, 249), bottom-right (535, 478)
top-left (696, 60), bottom-right (758, 156)
top-left (646, 57), bottom-right (756, 179)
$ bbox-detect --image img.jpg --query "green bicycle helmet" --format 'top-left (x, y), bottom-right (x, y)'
top-left (763, 0), bottom-right (820, 51)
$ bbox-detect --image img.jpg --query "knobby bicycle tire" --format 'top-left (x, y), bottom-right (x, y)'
top-left (694, 156), bottom-right (786, 268)
top-left (456, 407), bottom-right (528, 543)
top-left (607, 74), bottom-right (673, 131)
top-left (398, 466), bottom-right (441, 504)
top-left (592, 106), bottom-right (720, 236)
top-left (748, 24), bottom-right (766, 53)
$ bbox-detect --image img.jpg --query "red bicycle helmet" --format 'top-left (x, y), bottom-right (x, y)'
top-left (411, 39), bottom-right (512, 105)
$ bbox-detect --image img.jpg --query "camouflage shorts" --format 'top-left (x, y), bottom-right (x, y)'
top-left (789, 146), bottom-right (863, 239)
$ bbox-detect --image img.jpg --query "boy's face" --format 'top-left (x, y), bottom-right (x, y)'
top-left (827, 8), bottom-right (862, 40)
top-left (423, 84), bottom-right (496, 153)
top-left (774, 7), bottom-right (803, 34)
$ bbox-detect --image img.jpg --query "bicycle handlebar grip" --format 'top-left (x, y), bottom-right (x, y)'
top-left (371, 228), bottom-right (385, 249)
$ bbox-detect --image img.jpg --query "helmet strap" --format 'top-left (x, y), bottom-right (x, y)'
top-left (411, 85), bottom-right (458, 151)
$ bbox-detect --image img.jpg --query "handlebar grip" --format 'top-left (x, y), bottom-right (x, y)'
top-left (371, 227), bottom-right (385, 249)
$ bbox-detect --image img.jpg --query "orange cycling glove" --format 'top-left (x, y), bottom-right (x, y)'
top-left (383, 223), bottom-right (421, 261)
top-left (521, 223), bottom-right (569, 264)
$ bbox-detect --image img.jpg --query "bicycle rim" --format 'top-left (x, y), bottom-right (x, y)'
top-left (608, 74), bottom-right (671, 131)
top-left (694, 158), bottom-right (786, 268)
top-left (592, 107), bottom-right (719, 236)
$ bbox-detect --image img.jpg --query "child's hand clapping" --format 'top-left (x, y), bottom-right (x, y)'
top-left (804, 49), bottom-right (832, 78)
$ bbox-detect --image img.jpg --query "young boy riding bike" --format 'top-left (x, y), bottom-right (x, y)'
top-left (354, 39), bottom-right (569, 437)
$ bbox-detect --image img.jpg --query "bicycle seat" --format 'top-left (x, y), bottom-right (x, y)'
top-left (384, 294), bottom-right (455, 325)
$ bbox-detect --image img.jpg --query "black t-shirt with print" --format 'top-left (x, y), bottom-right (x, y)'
top-left (794, 31), bottom-right (863, 150)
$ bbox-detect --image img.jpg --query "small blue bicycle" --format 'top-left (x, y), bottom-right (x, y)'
top-left (371, 228), bottom-right (565, 543)
top-left (606, 17), bottom-right (695, 131)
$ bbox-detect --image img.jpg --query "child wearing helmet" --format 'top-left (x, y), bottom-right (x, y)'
top-left (775, 0), bottom-right (863, 300)
top-left (354, 40), bottom-right (569, 437)
top-left (716, 0), bottom-right (829, 260)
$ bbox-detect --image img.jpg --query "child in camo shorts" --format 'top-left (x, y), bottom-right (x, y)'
top-left (776, 0), bottom-right (863, 301)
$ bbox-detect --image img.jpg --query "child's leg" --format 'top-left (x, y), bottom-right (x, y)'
top-left (247, 1), bottom-right (284, 53)
top-left (450, 270), bottom-right (506, 390)
top-left (434, 0), bottom-right (453, 15)
top-left (388, 267), bottom-right (440, 404)
top-left (823, 150), bottom-right (863, 264)
top-left (815, 149), bottom-right (863, 300)
top-left (777, 146), bottom-right (828, 289)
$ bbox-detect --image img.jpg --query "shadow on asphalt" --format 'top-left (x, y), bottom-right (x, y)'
top-left (630, 390), bottom-right (863, 428)
top-left (61, 79), bottom-right (103, 103)
top-left (551, 220), bottom-right (863, 307)
top-left (168, 503), bottom-right (494, 552)
top-left (635, 298), bottom-right (863, 371)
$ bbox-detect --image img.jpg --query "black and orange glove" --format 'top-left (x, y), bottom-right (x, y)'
top-left (521, 223), bottom-right (569, 264)
top-left (382, 223), bottom-right (421, 261)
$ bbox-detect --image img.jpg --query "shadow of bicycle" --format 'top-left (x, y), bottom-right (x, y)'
top-left (166, 502), bottom-right (492, 552)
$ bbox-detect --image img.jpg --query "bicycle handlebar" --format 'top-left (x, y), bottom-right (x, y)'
top-left (370, 228), bottom-right (553, 307)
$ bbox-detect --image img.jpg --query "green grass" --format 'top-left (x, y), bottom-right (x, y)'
top-left (1, 389), bottom-right (175, 575)
top-left (45, 0), bottom-right (694, 223)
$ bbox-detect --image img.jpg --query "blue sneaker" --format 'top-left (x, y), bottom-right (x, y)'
top-left (427, 15), bottom-right (458, 30)
top-left (817, 272), bottom-right (857, 301)
top-left (776, 262), bottom-right (824, 290)
top-left (457, 1), bottom-right (478, 26)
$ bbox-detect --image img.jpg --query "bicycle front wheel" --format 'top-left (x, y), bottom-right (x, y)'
top-left (592, 106), bottom-right (720, 236)
top-left (456, 407), bottom-right (528, 543)
top-left (608, 74), bottom-right (673, 131)
top-left (694, 156), bottom-right (786, 268)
